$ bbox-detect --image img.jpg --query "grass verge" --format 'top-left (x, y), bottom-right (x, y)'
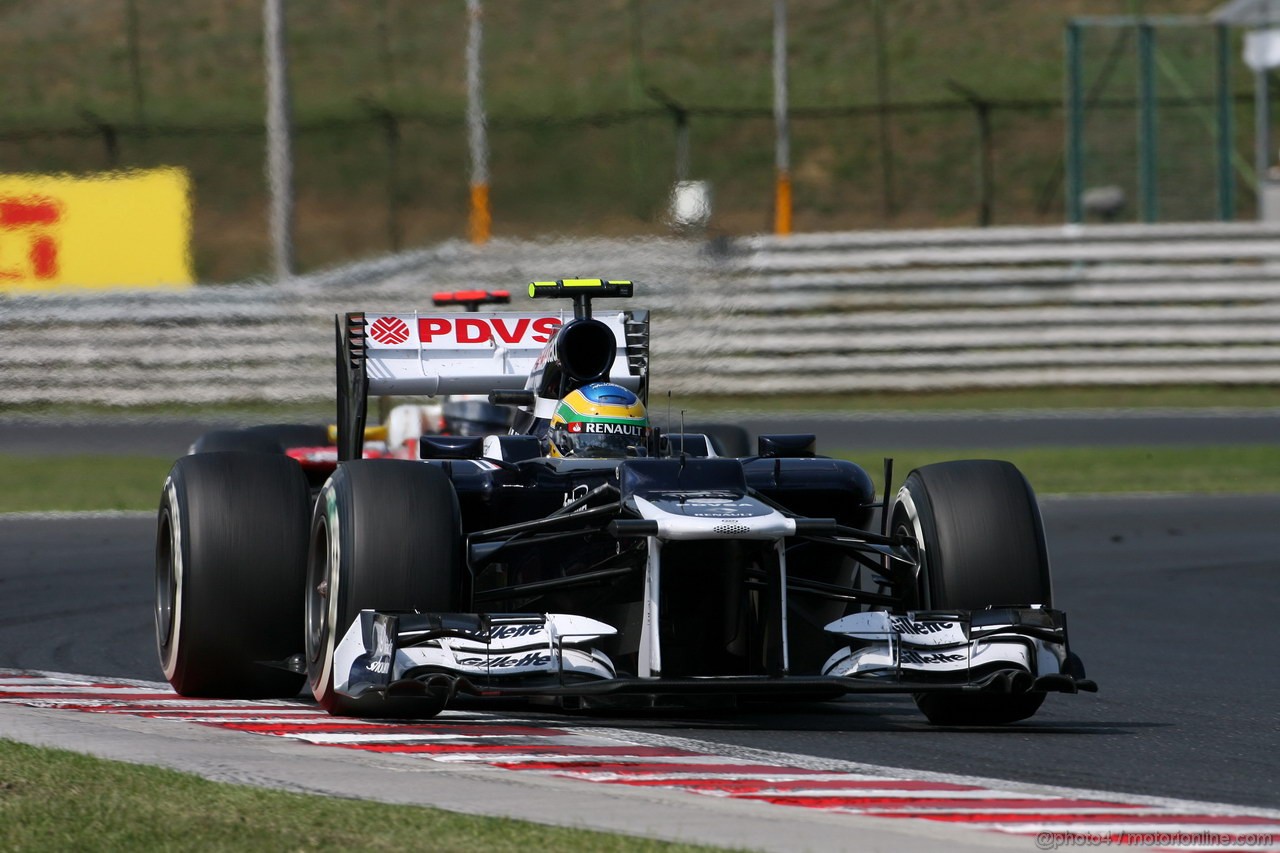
top-left (2, 445), bottom-right (1279, 514)
top-left (0, 739), bottom-right (716, 852)
top-left (0, 455), bottom-right (174, 513)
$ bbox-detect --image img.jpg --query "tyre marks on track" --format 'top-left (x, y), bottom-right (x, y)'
top-left (2, 672), bottom-right (1277, 851)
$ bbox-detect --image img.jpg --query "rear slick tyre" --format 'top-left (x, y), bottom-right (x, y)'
top-left (891, 460), bottom-right (1052, 726)
top-left (306, 460), bottom-right (465, 716)
top-left (155, 451), bottom-right (309, 698)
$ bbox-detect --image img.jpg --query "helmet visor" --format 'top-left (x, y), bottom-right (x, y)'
top-left (551, 424), bottom-right (649, 458)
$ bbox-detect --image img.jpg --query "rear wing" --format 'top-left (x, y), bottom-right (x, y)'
top-left (337, 309), bottom-right (650, 461)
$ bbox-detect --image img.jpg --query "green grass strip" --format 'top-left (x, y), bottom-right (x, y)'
top-left (0, 455), bottom-right (174, 513)
top-left (0, 739), bottom-right (718, 852)
top-left (7, 385), bottom-right (1280, 421)
top-left (1, 445), bottom-right (1278, 514)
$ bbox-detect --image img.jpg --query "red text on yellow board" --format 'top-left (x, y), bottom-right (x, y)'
top-left (0, 168), bottom-right (192, 291)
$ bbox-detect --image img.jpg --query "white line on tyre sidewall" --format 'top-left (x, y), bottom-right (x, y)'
top-left (312, 482), bottom-right (342, 701)
top-left (892, 484), bottom-right (928, 607)
top-left (160, 477), bottom-right (183, 681)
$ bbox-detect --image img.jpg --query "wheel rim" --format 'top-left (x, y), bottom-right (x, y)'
top-left (155, 480), bottom-right (183, 680)
top-left (155, 510), bottom-right (176, 651)
top-left (891, 487), bottom-right (930, 610)
top-left (305, 490), bottom-right (342, 700)
top-left (305, 521), bottom-right (329, 666)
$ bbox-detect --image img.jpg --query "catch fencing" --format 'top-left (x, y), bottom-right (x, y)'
top-left (8, 1), bottom-right (1265, 284)
top-left (3, 222), bottom-right (1280, 406)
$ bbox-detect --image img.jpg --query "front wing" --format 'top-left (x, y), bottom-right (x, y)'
top-left (331, 607), bottom-right (1096, 712)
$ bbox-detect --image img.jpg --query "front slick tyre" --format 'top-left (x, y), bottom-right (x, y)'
top-left (893, 460), bottom-right (1052, 726)
top-left (156, 451), bottom-right (309, 698)
top-left (306, 460), bottom-right (464, 716)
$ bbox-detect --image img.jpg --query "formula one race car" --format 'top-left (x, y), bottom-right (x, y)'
top-left (155, 279), bottom-right (1094, 725)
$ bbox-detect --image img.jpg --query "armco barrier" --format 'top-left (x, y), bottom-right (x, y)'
top-left (2, 224), bottom-right (1279, 405)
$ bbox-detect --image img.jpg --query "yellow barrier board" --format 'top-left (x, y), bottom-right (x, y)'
top-left (0, 168), bottom-right (192, 291)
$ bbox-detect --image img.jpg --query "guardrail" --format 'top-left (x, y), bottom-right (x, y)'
top-left (700, 222), bottom-right (1280, 393)
top-left (3, 223), bottom-right (1279, 405)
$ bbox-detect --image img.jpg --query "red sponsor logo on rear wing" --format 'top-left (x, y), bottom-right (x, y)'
top-left (355, 310), bottom-right (640, 397)
top-left (364, 313), bottom-right (563, 349)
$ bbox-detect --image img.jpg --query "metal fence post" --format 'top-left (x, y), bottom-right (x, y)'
top-left (264, 0), bottom-right (295, 279)
top-left (873, 0), bottom-right (896, 219)
top-left (79, 110), bottom-right (119, 169)
top-left (125, 0), bottom-right (146, 127)
top-left (376, 0), bottom-right (396, 98)
top-left (1216, 23), bottom-right (1235, 221)
top-left (947, 81), bottom-right (993, 227)
top-left (1137, 22), bottom-right (1158, 223)
top-left (1066, 20), bottom-right (1084, 224)
top-left (1255, 35), bottom-right (1271, 219)
top-left (467, 0), bottom-right (491, 245)
top-left (627, 0), bottom-right (649, 216)
top-left (646, 87), bottom-right (689, 182)
top-left (362, 100), bottom-right (402, 252)
top-left (773, 0), bottom-right (791, 236)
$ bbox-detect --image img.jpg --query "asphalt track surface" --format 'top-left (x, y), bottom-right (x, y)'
top-left (2, 494), bottom-right (1277, 811)
top-left (1, 413), bottom-right (1277, 822)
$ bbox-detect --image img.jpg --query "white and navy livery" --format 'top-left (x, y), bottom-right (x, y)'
top-left (155, 279), bottom-right (1095, 725)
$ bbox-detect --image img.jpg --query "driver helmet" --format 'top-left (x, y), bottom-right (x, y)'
top-left (547, 383), bottom-right (649, 458)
